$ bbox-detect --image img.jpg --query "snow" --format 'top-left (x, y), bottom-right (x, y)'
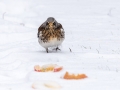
top-left (0, 0), bottom-right (120, 90)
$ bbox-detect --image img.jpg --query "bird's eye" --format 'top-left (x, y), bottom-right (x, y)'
top-left (53, 22), bottom-right (56, 25)
top-left (46, 22), bottom-right (49, 25)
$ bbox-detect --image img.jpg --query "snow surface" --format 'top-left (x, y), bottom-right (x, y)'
top-left (0, 0), bottom-right (120, 90)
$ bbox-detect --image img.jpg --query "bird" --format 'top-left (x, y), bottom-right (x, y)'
top-left (37, 17), bottom-right (65, 53)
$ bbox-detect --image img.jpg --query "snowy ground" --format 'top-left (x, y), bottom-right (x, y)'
top-left (0, 0), bottom-right (120, 90)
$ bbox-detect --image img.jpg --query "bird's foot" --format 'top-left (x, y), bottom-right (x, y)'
top-left (52, 47), bottom-right (61, 52)
top-left (46, 48), bottom-right (48, 53)
top-left (56, 47), bottom-right (61, 51)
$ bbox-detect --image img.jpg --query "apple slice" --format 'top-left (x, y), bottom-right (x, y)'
top-left (34, 64), bottom-right (63, 72)
top-left (32, 81), bottom-right (61, 90)
top-left (63, 72), bottom-right (87, 79)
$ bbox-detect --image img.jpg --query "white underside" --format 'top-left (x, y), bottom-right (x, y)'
top-left (38, 38), bottom-right (64, 49)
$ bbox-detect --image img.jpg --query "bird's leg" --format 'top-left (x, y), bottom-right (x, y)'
top-left (56, 47), bottom-right (61, 51)
top-left (46, 48), bottom-right (48, 53)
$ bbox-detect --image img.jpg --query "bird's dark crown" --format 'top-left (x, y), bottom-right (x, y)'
top-left (47, 17), bottom-right (55, 23)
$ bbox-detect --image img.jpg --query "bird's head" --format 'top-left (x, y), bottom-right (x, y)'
top-left (45, 17), bottom-right (58, 29)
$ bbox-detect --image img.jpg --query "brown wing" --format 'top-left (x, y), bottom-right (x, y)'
top-left (55, 23), bottom-right (63, 30)
top-left (56, 23), bottom-right (65, 38)
top-left (37, 22), bottom-right (46, 38)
